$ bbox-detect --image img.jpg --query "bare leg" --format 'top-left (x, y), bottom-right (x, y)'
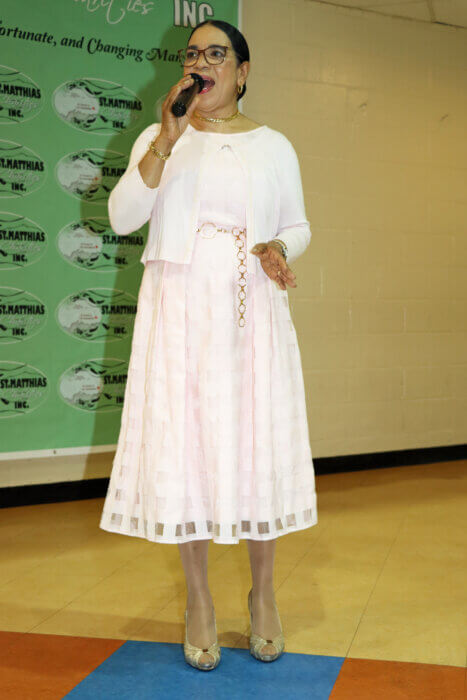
top-left (246, 539), bottom-right (283, 656)
top-left (178, 539), bottom-right (217, 665)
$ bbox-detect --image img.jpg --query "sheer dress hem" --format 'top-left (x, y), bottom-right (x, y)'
top-left (99, 503), bottom-right (318, 545)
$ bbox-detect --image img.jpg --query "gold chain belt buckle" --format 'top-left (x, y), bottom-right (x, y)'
top-left (196, 222), bottom-right (217, 238)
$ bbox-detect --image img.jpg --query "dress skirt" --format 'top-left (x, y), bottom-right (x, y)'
top-left (99, 224), bottom-right (318, 544)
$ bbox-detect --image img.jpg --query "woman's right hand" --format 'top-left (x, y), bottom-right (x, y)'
top-left (158, 75), bottom-right (202, 147)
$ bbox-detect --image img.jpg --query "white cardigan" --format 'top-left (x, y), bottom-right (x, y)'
top-left (108, 122), bottom-right (312, 274)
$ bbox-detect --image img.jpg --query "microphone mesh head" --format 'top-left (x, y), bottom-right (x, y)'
top-left (190, 73), bottom-right (206, 91)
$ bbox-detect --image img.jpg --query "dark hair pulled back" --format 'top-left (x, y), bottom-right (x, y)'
top-left (187, 19), bottom-right (249, 102)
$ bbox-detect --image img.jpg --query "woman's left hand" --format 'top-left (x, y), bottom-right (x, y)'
top-left (250, 242), bottom-right (297, 290)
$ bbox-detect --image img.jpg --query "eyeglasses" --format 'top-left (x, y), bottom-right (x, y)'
top-left (177, 45), bottom-right (231, 66)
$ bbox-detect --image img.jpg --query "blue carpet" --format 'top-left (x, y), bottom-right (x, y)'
top-left (65, 640), bottom-right (344, 699)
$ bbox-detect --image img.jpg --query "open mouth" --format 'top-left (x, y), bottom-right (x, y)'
top-left (200, 76), bottom-right (215, 93)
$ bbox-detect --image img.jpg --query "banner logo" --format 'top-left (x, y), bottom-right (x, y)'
top-left (55, 149), bottom-right (126, 202)
top-left (0, 362), bottom-right (49, 418)
top-left (53, 78), bottom-right (142, 134)
top-left (0, 287), bottom-right (47, 344)
top-left (0, 212), bottom-right (48, 269)
top-left (0, 65), bottom-right (43, 124)
top-left (56, 217), bottom-right (144, 270)
top-left (58, 358), bottom-right (129, 412)
top-left (56, 288), bottom-right (137, 341)
top-left (0, 140), bottom-right (46, 198)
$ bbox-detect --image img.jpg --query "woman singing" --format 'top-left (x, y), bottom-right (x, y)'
top-left (100, 19), bottom-right (318, 671)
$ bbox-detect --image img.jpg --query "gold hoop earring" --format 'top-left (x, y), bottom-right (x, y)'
top-left (238, 84), bottom-right (243, 94)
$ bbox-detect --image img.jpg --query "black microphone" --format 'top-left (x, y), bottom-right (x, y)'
top-left (171, 73), bottom-right (205, 117)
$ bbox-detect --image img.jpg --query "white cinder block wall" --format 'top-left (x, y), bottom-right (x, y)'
top-left (242, 0), bottom-right (467, 456)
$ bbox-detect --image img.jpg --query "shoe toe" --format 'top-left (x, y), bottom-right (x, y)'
top-left (199, 651), bottom-right (216, 668)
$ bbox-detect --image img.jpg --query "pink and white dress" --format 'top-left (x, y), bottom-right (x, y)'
top-left (99, 130), bottom-right (318, 544)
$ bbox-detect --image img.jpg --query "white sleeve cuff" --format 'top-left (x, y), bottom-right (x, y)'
top-left (274, 224), bottom-right (312, 265)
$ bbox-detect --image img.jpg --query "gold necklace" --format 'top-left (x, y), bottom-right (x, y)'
top-left (193, 109), bottom-right (240, 123)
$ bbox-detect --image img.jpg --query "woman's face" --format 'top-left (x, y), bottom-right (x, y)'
top-left (183, 25), bottom-right (248, 115)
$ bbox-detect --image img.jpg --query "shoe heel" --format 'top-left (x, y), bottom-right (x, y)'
top-left (183, 608), bottom-right (221, 671)
top-left (248, 588), bottom-right (285, 662)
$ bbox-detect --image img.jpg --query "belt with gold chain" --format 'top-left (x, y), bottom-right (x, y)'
top-left (196, 222), bottom-right (247, 328)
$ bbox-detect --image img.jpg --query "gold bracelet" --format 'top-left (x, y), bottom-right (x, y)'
top-left (148, 140), bottom-right (171, 160)
top-left (269, 238), bottom-right (288, 261)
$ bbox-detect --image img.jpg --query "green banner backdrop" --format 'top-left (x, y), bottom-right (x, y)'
top-left (0, 0), bottom-right (239, 456)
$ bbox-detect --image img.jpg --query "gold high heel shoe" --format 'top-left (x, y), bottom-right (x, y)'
top-left (248, 588), bottom-right (285, 662)
top-left (183, 608), bottom-right (221, 671)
